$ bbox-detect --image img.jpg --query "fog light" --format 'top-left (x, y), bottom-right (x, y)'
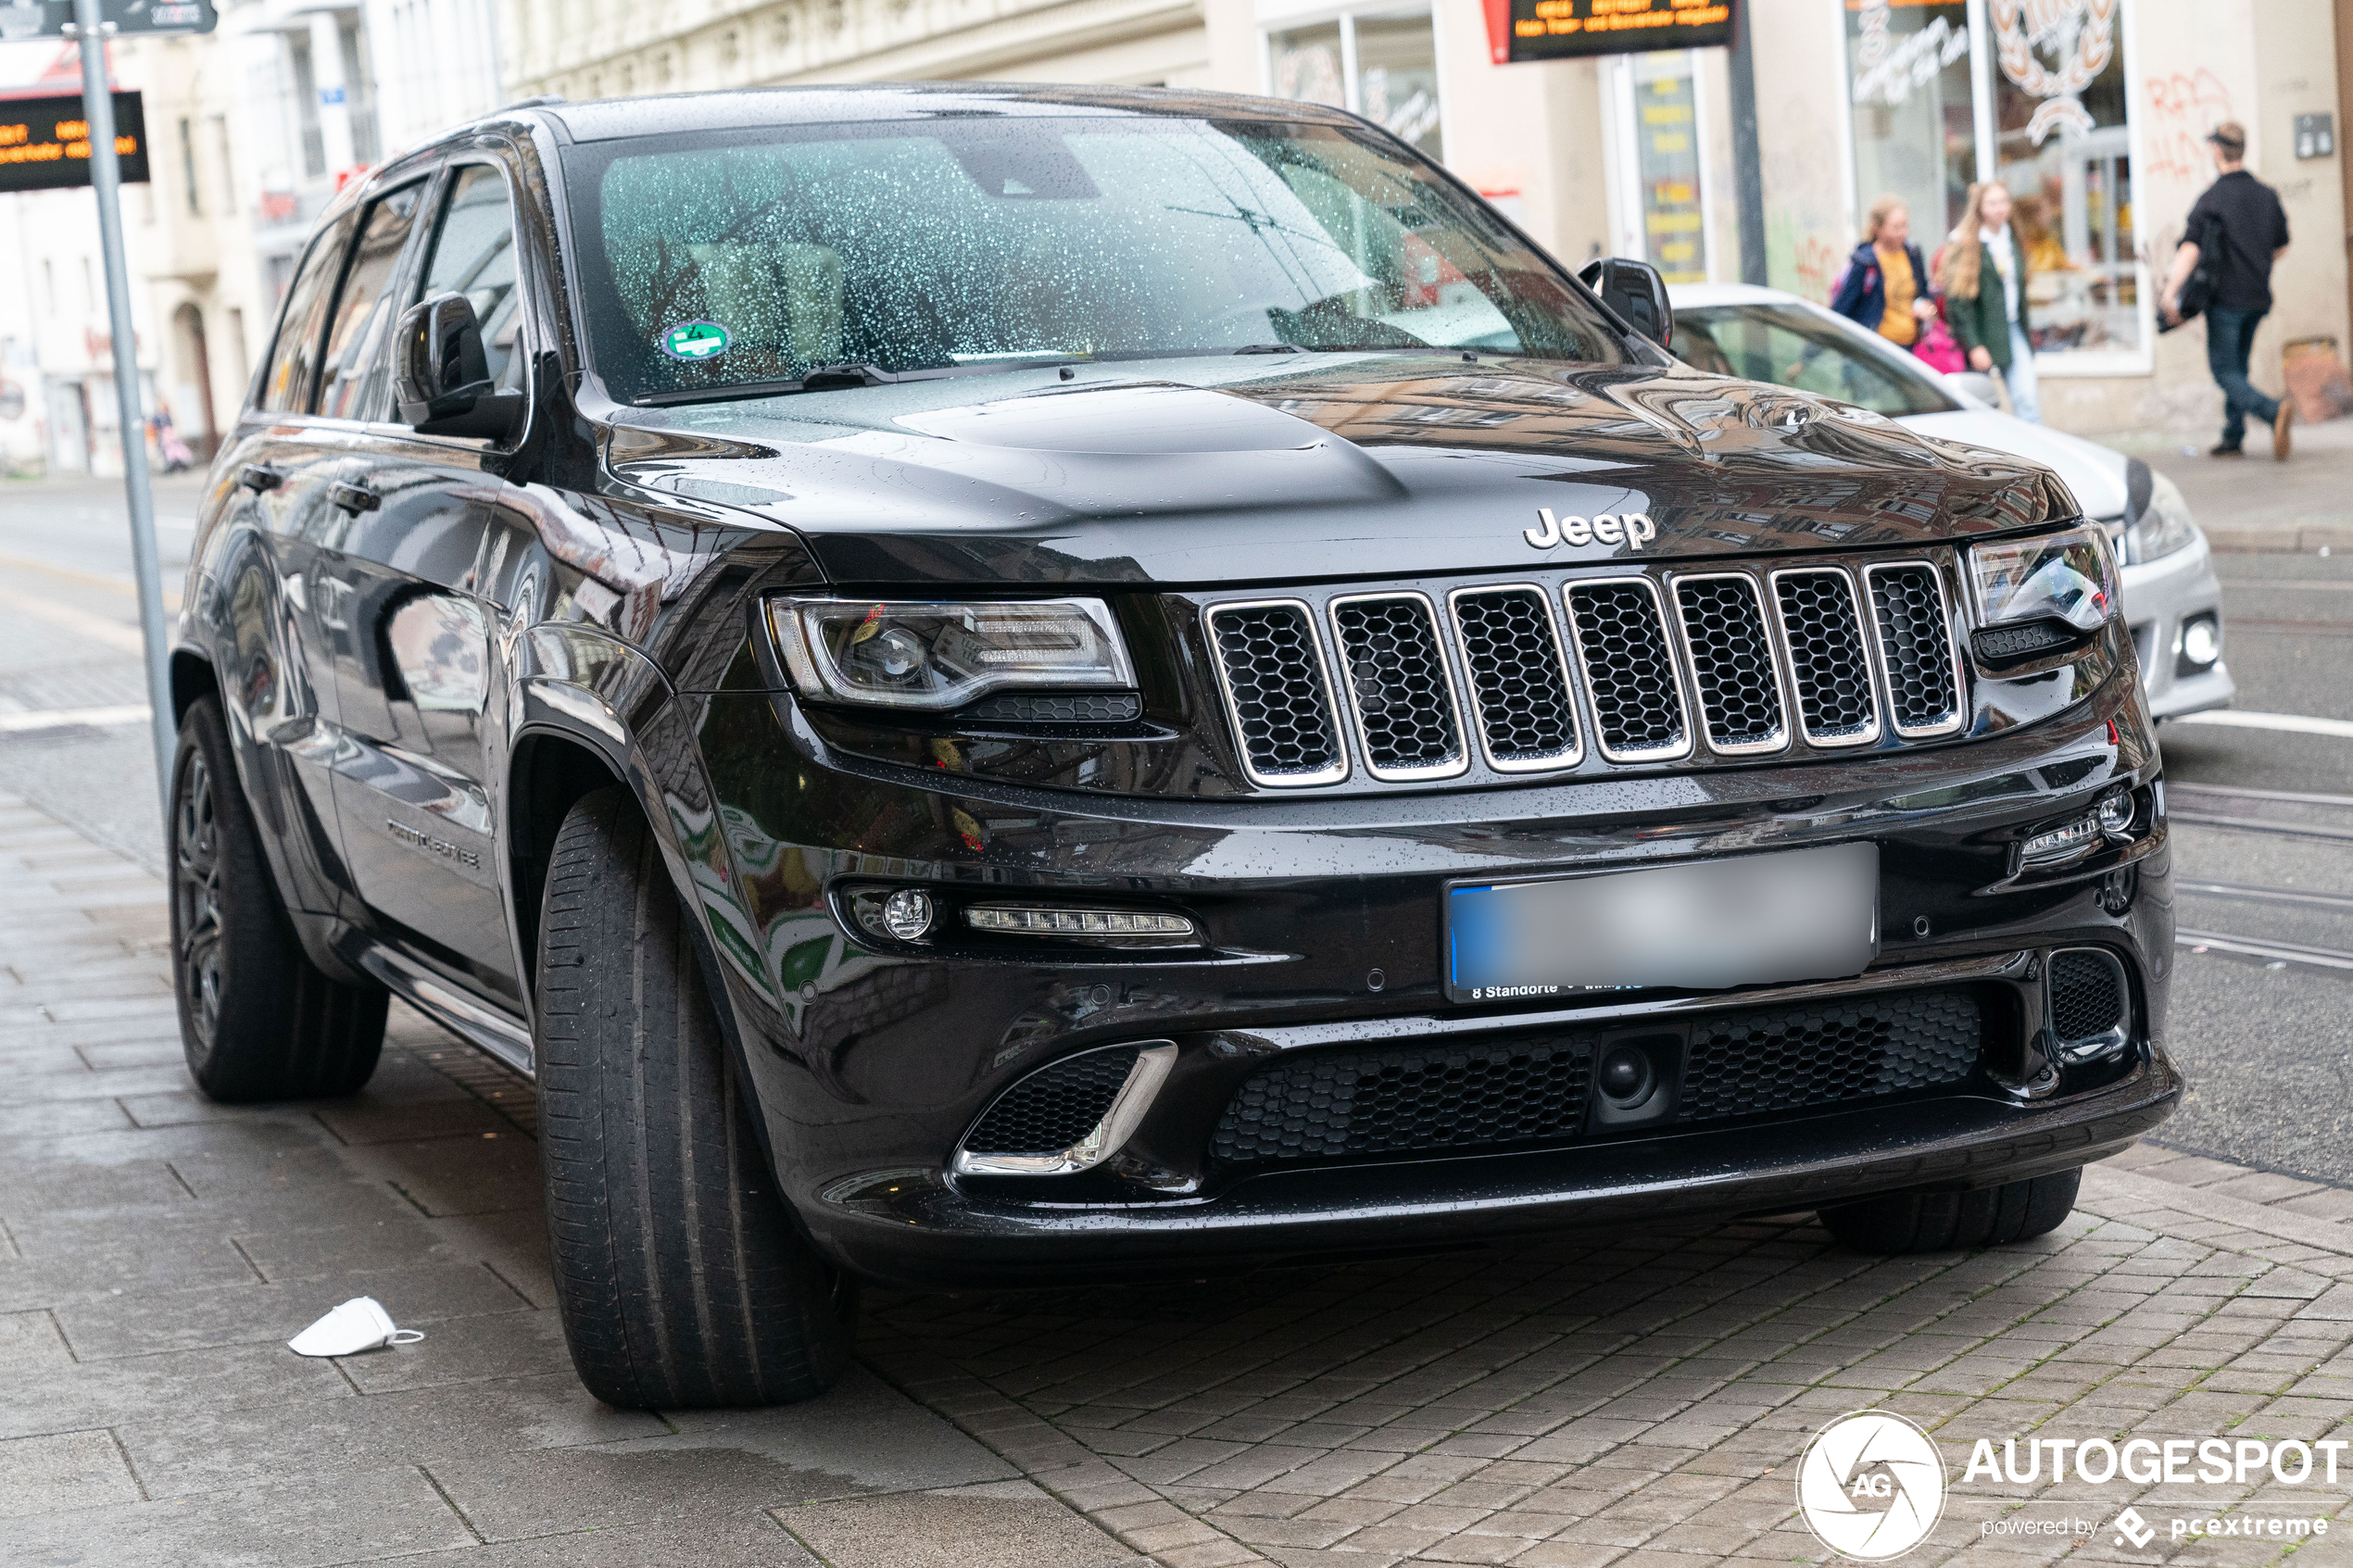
top-left (965, 906), bottom-right (1199, 942)
top-left (2021, 814), bottom-right (2100, 865)
top-left (881, 888), bottom-right (936, 941)
top-left (2177, 613), bottom-right (2221, 671)
top-left (2096, 791), bottom-right (2134, 837)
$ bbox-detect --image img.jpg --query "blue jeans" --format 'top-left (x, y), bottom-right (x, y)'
top-left (2207, 307), bottom-right (2278, 446)
top-left (1996, 321), bottom-right (2040, 423)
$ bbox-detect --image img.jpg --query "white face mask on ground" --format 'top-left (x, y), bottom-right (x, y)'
top-left (287, 1297), bottom-right (426, 1357)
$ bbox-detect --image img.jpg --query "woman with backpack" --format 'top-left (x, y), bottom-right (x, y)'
top-left (1830, 196), bottom-right (1936, 350)
top-left (1937, 180), bottom-right (2040, 422)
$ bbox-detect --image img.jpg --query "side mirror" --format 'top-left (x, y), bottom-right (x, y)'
top-left (395, 291), bottom-right (524, 440)
top-left (1579, 257), bottom-right (1673, 350)
top-left (1944, 370), bottom-right (2003, 408)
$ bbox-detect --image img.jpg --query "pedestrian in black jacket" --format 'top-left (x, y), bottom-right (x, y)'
top-left (2162, 120), bottom-right (2295, 458)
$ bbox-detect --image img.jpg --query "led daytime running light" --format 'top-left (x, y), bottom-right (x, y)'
top-left (965, 906), bottom-right (1199, 939)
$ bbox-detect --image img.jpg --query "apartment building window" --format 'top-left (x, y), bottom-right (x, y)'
top-left (1843, 0), bottom-right (2145, 368)
top-left (1265, 7), bottom-right (1443, 161)
top-left (339, 16), bottom-right (380, 167)
top-left (178, 118), bottom-right (202, 215)
top-left (288, 31), bottom-right (326, 178)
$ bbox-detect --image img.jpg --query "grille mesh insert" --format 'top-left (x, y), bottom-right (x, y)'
top-left (1678, 990), bottom-right (1982, 1123)
top-left (1774, 571), bottom-right (1878, 742)
top-left (965, 1046), bottom-right (1140, 1157)
top-left (1451, 588), bottom-right (1579, 767)
top-left (1212, 1038), bottom-right (1591, 1163)
top-left (1868, 565), bottom-right (1961, 734)
top-left (1567, 582), bottom-right (1688, 757)
top-left (1675, 576), bottom-right (1785, 751)
top-left (2050, 951), bottom-right (2126, 1042)
top-left (1331, 596), bottom-right (1462, 774)
top-left (1209, 603), bottom-right (1343, 783)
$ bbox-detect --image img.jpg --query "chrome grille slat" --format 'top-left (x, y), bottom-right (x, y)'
top-left (1563, 578), bottom-right (1692, 761)
top-left (1864, 561), bottom-right (1964, 737)
top-left (1447, 585), bottom-right (1581, 771)
top-left (1770, 568), bottom-right (1881, 746)
top-left (1328, 592), bottom-right (1467, 781)
top-left (1204, 599), bottom-right (1349, 788)
top-left (1671, 573), bottom-right (1787, 755)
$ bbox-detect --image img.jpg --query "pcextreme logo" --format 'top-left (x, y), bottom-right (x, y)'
top-left (1797, 1411), bottom-right (1947, 1561)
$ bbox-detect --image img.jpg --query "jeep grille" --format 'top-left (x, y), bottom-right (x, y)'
top-left (1204, 555), bottom-right (1967, 788)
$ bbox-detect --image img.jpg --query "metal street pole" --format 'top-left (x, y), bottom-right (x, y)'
top-left (67, 0), bottom-right (178, 818)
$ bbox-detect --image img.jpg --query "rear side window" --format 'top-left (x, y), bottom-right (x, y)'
top-left (318, 183), bottom-right (427, 421)
top-left (419, 166), bottom-right (526, 393)
top-left (259, 210), bottom-right (358, 413)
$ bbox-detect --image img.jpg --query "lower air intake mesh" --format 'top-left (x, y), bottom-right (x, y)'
top-left (965, 1046), bottom-right (1140, 1157)
top-left (1211, 1037), bottom-right (1591, 1163)
top-left (1677, 989), bottom-right (1982, 1123)
top-left (2049, 950), bottom-right (2127, 1042)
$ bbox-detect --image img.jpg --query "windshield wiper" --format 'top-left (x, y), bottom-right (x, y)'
top-left (1232, 344), bottom-right (1302, 355)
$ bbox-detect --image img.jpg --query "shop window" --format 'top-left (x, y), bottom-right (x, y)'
top-left (1630, 52), bottom-right (1705, 282)
top-left (1844, 0), bottom-right (1976, 241)
top-left (1843, 0), bottom-right (2144, 367)
top-left (1991, 2), bottom-right (2135, 357)
top-left (1265, 9), bottom-right (1443, 162)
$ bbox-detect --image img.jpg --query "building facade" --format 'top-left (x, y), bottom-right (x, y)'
top-left (497, 0), bottom-right (2348, 444)
top-left (0, 0), bottom-right (503, 473)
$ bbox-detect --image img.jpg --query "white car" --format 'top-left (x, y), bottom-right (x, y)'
top-left (1668, 282), bottom-right (2233, 721)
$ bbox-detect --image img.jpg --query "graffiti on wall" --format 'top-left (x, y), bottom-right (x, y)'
top-left (2145, 69), bottom-right (2233, 189)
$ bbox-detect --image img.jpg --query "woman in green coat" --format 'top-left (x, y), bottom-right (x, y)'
top-left (1936, 182), bottom-right (2040, 423)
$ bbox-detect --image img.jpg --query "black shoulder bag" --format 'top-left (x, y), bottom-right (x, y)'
top-left (2164, 210), bottom-right (2221, 332)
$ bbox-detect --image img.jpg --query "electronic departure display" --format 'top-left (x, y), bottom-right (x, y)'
top-left (1486, 0), bottom-right (1736, 63)
top-left (0, 93), bottom-right (148, 194)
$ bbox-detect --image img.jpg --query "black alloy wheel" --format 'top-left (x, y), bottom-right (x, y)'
top-left (169, 696), bottom-right (388, 1101)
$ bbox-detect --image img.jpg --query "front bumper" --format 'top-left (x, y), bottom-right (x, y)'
top-left (687, 662), bottom-right (2176, 1286)
top-left (2123, 533), bottom-right (2234, 720)
top-left (814, 1047), bottom-right (2179, 1287)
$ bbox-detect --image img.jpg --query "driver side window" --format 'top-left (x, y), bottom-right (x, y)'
top-left (419, 165), bottom-right (526, 393)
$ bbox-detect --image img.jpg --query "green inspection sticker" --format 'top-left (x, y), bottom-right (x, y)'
top-left (661, 320), bottom-right (731, 362)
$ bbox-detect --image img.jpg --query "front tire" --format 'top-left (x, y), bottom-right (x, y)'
top-left (1818, 1168), bottom-right (2082, 1254)
top-left (170, 696), bottom-right (387, 1101)
top-left (536, 785), bottom-right (853, 1409)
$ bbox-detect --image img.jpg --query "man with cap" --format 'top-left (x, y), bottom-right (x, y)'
top-left (2162, 120), bottom-right (2294, 458)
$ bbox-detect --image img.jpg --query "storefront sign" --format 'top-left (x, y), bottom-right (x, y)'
top-left (0, 93), bottom-right (148, 194)
top-left (1482, 0), bottom-right (1734, 65)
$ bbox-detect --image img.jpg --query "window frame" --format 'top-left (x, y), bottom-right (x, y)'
top-left (400, 155), bottom-right (537, 444)
top-left (313, 177), bottom-right (436, 427)
top-left (1257, 2), bottom-right (1452, 165)
top-left (249, 209), bottom-right (359, 419)
top-left (1836, 0), bottom-right (2153, 378)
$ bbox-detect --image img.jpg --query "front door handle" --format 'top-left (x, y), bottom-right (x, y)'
top-left (240, 463), bottom-right (284, 493)
top-left (330, 481), bottom-right (382, 514)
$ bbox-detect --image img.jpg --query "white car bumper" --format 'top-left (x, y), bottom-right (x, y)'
top-left (2120, 531), bottom-right (2234, 720)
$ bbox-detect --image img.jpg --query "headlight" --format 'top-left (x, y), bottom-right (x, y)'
top-left (2126, 471), bottom-right (2198, 563)
top-left (767, 596), bottom-right (1135, 710)
top-left (1969, 523), bottom-right (2120, 638)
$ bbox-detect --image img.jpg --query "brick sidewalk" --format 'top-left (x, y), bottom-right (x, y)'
top-left (3, 791), bottom-right (2349, 1567)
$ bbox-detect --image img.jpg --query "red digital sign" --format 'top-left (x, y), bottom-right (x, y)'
top-left (1484, 0), bottom-right (1737, 64)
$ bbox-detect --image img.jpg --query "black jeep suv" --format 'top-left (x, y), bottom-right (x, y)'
top-left (170, 83), bottom-right (2177, 1409)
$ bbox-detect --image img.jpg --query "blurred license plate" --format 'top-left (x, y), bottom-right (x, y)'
top-left (1444, 843), bottom-right (1879, 1003)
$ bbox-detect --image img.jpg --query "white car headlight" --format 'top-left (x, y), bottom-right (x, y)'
top-left (1968, 524), bottom-right (2120, 659)
top-left (767, 596), bottom-right (1135, 711)
top-left (2126, 471), bottom-right (2198, 563)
